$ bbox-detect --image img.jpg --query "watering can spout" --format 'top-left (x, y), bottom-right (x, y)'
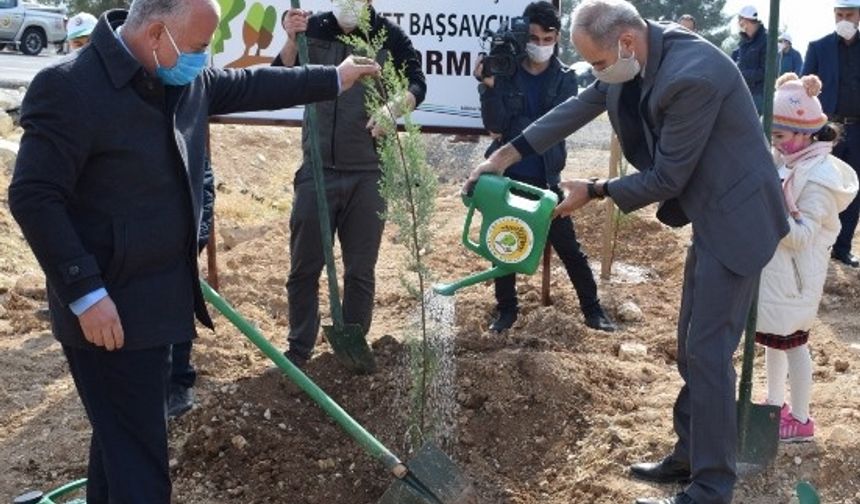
top-left (432, 267), bottom-right (508, 296)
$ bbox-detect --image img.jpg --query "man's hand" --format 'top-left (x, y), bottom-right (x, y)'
top-left (366, 91), bottom-right (417, 138)
top-left (78, 296), bottom-right (125, 351)
top-left (282, 9), bottom-right (309, 40)
top-left (463, 144), bottom-right (521, 195)
top-left (337, 55), bottom-right (381, 93)
top-left (553, 179), bottom-right (592, 218)
top-left (473, 56), bottom-right (495, 88)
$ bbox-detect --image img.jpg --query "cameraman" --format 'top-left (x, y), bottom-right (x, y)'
top-left (474, 1), bottom-right (615, 333)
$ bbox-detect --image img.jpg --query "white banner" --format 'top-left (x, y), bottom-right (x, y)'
top-left (211, 0), bottom-right (555, 131)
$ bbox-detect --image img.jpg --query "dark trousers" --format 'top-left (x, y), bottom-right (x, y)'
top-left (833, 123), bottom-right (860, 256)
top-left (63, 344), bottom-right (172, 504)
top-left (671, 240), bottom-right (757, 504)
top-left (494, 181), bottom-right (600, 316)
top-left (286, 167), bottom-right (385, 360)
top-left (170, 341), bottom-right (196, 388)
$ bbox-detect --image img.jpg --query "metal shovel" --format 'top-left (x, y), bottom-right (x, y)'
top-left (289, 0), bottom-right (375, 374)
top-left (736, 287), bottom-right (780, 473)
top-left (201, 281), bottom-right (478, 504)
top-left (736, 0), bottom-right (782, 475)
top-left (796, 481), bottom-right (820, 504)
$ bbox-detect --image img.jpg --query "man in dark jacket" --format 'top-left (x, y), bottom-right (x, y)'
top-left (778, 32), bottom-right (804, 76)
top-left (59, 7), bottom-right (213, 421)
top-left (273, 0), bottom-right (426, 368)
top-left (803, 0), bottom-right (860, 267)
top-left (732, 5), bottom-right (767, 114)
top-left (474, 1), bottom-right (615, 333)
top-left (7, 0), bottom-right (377, 501)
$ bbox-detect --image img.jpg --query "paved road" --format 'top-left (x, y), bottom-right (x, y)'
top-left (0, 51), bottom-right (60, 87)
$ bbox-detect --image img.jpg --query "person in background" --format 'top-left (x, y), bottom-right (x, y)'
top-left (66, 12), bottom-right (97, 51)
top-left (466, 0), bottom-right (789, 501)
top-left (677, 14), bottom-right (696, 32)
top-left (757, 73), bottom-right (858, 442)
top-left (167, 159), bottom-right (215, 419)
top-left (803, 0), bottom-right (860, 267)
top-left (273, 0), bottom-right (426, 369)
top-left (732, 5), bottom-right (767, 114)
top-left (778, 33), bottom-right (804, 76)
top-left (474, 1), bottom-right (615, 333)
top-left (7, 0), bottom-right (377, 500)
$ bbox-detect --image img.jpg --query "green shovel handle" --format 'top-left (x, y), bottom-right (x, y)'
top-left (200, 280), bottom-right (402, 472)
top-left (290, 0), bottom-right (345, 330)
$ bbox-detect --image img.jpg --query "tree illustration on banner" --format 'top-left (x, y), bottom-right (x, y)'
top-left (213, 0), bottom-right (245, 55)
top-left (226, 2), bottom-right (278, 67)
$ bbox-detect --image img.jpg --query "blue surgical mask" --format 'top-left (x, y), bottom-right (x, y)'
top-left (153, 25), bottom-right (207, 86)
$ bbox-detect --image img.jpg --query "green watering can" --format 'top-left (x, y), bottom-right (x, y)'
top-left (14, 479), bottom-right (87, 504)
top-left (434, 174), bottom-right (558, 296)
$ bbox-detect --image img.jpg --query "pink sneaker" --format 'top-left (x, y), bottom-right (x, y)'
top-left (759, 401), bottom-right (792, 421)
top-left (780, 415), bottom-right (814, 443)
top-left (779, 403), bottom-right (792, 422)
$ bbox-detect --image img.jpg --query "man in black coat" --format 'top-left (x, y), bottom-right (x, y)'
top-left (7, 0), bottom-right (377, 500)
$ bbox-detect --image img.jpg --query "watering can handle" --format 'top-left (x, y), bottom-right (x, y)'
top-left (462, 204), bottom-right (482, 254)
top-left (507, 178), bottom-right (558, 203)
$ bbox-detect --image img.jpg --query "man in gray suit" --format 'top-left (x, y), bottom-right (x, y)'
top-left (466, 1), bottom-right (789, 503)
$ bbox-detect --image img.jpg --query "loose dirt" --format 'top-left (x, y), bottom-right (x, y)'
top-left (1, 122), bottom-right (858, 504)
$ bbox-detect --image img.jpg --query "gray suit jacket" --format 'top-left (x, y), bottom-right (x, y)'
top-left (521, 21), bottom-right (789, 277)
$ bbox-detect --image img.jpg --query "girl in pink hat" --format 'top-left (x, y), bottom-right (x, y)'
top-left (757, 73), bottom-right (859, 442)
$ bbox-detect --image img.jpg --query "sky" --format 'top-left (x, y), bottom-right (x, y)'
top-left (723, 0), bottom-right (838, 57)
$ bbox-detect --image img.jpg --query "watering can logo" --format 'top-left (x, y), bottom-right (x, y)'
top-left (433, 174), bottom-right (557, 296)
top-left (487, 217), bottom-right (534, 263)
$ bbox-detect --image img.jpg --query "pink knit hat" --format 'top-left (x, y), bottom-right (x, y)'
top-left (772, 73), bottom-right (828, 134)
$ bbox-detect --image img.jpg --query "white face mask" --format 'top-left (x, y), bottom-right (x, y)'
top-left (777, 42), bottom-right (786, 52)
top-left (592, 41), bottom-right (641, 84)
top-left (526, 42), bottom-right (555, 64)
top-left (333, 0), bottom-right (363, 30)
top-left (836, 20), bottom-right (858, 41)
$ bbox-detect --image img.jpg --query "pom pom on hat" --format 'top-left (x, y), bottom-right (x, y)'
top-left (773, 73), bottom-right (828, 134)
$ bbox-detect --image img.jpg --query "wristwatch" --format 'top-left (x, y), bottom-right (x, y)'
top-left (587, 177), bottom-right (606, 200)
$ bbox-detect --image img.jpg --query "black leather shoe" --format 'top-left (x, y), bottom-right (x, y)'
top-left (630, 456), bottom-right (691, 484)
top-left (489, 309), bottom-right (518, 332)
top-left (584, 312), bottom-right (617, 332)
top-left (635, 493), bottom-right (695, 504)
top-left (831, 250), bottom-right (860, 267)
top-left (264, 350), bottom-right (308, 379)
top-left (285, 350), bottom-right (308, 369)
top-left (167, 384), bottom-right (194, 419)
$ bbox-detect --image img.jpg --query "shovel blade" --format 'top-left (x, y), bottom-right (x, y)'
top-left (379, 444), bottom-right (478, 504)
top-left (796, 481), bottom-right (820, 504)
top-left (323, 323), bottom-right (377, 374)
top-left (737, 402), bottom-right (780, 469)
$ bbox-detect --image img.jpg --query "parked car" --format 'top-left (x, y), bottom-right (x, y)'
top-left (0, 0), bottom-right (66, 55)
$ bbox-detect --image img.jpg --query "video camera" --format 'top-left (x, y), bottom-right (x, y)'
top-left (480, 16), bottom-right (530, 78)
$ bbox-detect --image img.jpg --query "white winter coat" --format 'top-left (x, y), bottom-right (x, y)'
top-left (757, 153), bottom-right (859, 335)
